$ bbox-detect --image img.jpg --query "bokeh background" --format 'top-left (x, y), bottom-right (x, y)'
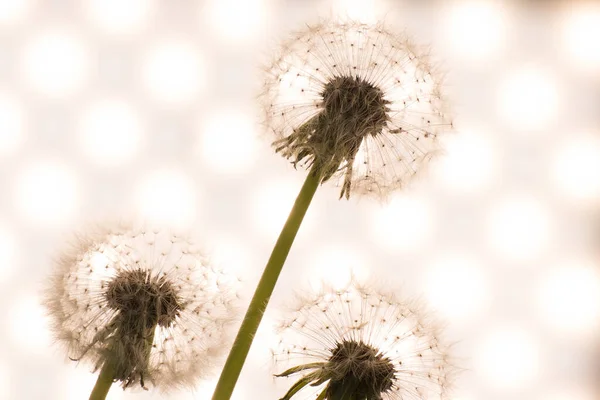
top-left (0, 0), bottom-right (599, 399)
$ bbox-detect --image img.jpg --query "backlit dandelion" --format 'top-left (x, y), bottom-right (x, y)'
top-left (261, 20), bottom-right (452, 199)
top-left (273, 282), bottom-right (454, 399)
top-left (212, 21), bottom-right (452, 399)
top-left (45, 223), bottom-right (239, 397)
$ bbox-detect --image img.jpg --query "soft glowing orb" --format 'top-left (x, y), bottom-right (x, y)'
top-left (424, 255), bottom-right (488, 321)
top-left (64, 368), bottom-right (125, 400)
top-left (0, 226), bottom-right (16, 284)
top-left (249, 314), bottom-right (280, 367)
top-left (194, 379), bottom-right (248, 400)
top-left (14, 161), bottom-right (78, 225)
top-left (209, 233), bottom-right (254, 277)
top-left (541, 387), bottom-right (596, 400)
top-left (8, 295), bottom-right (52, 354)
top-left (562, 3), bottom-right (600, 72)
top-left (307, 246), bottom-right (370, 290)
top-left (84, 0), bottom-right (154, 35)
top-left (0, 361), bottom-right (10, 399)
top-left (442, 0), bottom-right (507, 61)
top-left (204, 0), bottom-right (266, 43)
top-left (0, 93), bottom-right (24, 157)
top-left (0, 0), bottom-right (31, 25)
top-left (536, 261), bottom-right (600, 336)
top-left (477, 327), bottom-right (539, 390)
top-left (370, 194), bottom-right (433, 253)
top-left (497, 67), bottom-right (558, 131)
top-left (194, 378), bottom-right (251, 400)
top-left (79, 99), bottom-right (142, 167)
top-left (141, 40), bottom-right (204, 105)
top-left (21, 31), bottom-right (89, 97)
top-left (486, 195), bottom-right (552, 262)
top-left (552, 132), bottom-right (600, 203)
top-left (251, 179), bottom-right (316, 239)
top-left (331, 0), bottom-right (375, 23)
top-left (432, 129), bottom-right (497, 193)
top-left (198, 112), bottom-right (258, 174)
top-left (134, 169), bottom-right (197, 228)
top-left (66, 367), bottom-right (128, 399)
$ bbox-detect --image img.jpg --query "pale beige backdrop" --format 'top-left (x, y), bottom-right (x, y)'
top-left (0, 0), bottom-right (599, 399)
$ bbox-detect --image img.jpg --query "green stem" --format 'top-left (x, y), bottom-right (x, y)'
top-left (212, 169), bottom-right (321, 400)
top-left (328, 383), bottom-right (359, 400)
top-left (89, 360), bottom-right (115, 400)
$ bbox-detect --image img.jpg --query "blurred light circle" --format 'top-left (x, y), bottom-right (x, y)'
top-left (21, 31), bottom-right (89, 98)
top-left (424, 255), bottom-right (489, 321)
top-left (141, 40), bottom-right (204, 105)
top-left (541, 387), bottom-right (596, 400)
top-left (198, 111), bottom-right (258, 174)
top-left (369, 194), bottom-right (433, 253)
top-left (251, 178), bottom-right (316, 240)
top-left (486, 194), bottom-right (552, 262)
top-left (308, 245), bottom-right (370, 291)
top-left (8, 294), bottom-right (52, 354)
top-left (14, 161), bottom-right (78, 225)
top-left (497, 66), bottom-right (558, 131)
top-left (0, 361), bottom-right (10, 399)
top-left (0, 93), bottom-right (24, 157)
top-left (204, 0), bottom-right (267, 43)
top-left (64, 368), bottom-right (125, 400)
top-left (432, 129), bottom-right (497, 194)
top-left (442, 0), bottom-right (507, 61)
top-left (250, 314), bottom-right (280, 367)
top-left (79, 98), bottom-right (142, 167)
top-left (0, 226), bottom-right (16, 284)
top-left (194, 378), bottom-right (250, 400)
top-left (562, 3), bottom-right (600, 72)
top-left (134, 168), bottom-right (197, 228)
top-left (477, 327), bottom-right (539, 390)
top-left (331, 0), bottom-right (375, 24)
top-left (0, 0), bottom-right (31, 25)
top-left (84, 0), bottom-right (154, 35)
top-left (552, 132), bottom-right (600, 204)
top-left (209, 233), bottom-right (254, 277)
top-left (536, 261), bottom-right (600, 337)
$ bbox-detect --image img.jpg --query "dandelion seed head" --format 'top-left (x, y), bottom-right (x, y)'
top-left (261, 21), bottom-right (452, 200)
top-left (273, 282), bottom-right (455, 399)
top-left (45, 222), bottom-right (239, 392)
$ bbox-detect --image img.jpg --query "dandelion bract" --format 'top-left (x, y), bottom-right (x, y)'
top-left (261, 21), bottom-right (452, 199)
top-left (45, 223), bottom-right (239, 392)
top-left (273, 282), bottom-right (454, 399)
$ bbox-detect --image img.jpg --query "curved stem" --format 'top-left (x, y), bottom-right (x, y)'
top-left (212, 169), bottom-right (321, 400)
top-left (89, 361), bottom-right (115, 400)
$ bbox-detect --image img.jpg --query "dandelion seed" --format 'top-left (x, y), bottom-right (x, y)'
top-left (273, 282), bottom-right (454, 399)
top-left (260, 21), bottom-right (452, 199)
top-left (44, 222), bottom-right (239, 395)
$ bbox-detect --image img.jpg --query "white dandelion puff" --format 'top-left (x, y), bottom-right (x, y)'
top-left (260, 20), bottom-right (452, 200)
top-left (273, 281), bottom-right (455, 399)
top-left (44, 222), bottom-right (240, 392)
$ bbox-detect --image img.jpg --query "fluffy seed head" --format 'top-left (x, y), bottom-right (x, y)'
top-left (261, 21), bottom-right (452, 199)
top-left (44, 223), bottom-right (239, 391)
top-left (273, 282), bottom-right (454, 399)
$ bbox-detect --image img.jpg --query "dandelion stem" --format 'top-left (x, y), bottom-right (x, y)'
top-left (89, 360), bottom-right (115, 400)
top-left (212, 168), bottom-right (321, 400)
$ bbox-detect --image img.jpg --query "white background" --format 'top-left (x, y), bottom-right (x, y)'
top-left (0, 0), bottom-right (599, 399)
